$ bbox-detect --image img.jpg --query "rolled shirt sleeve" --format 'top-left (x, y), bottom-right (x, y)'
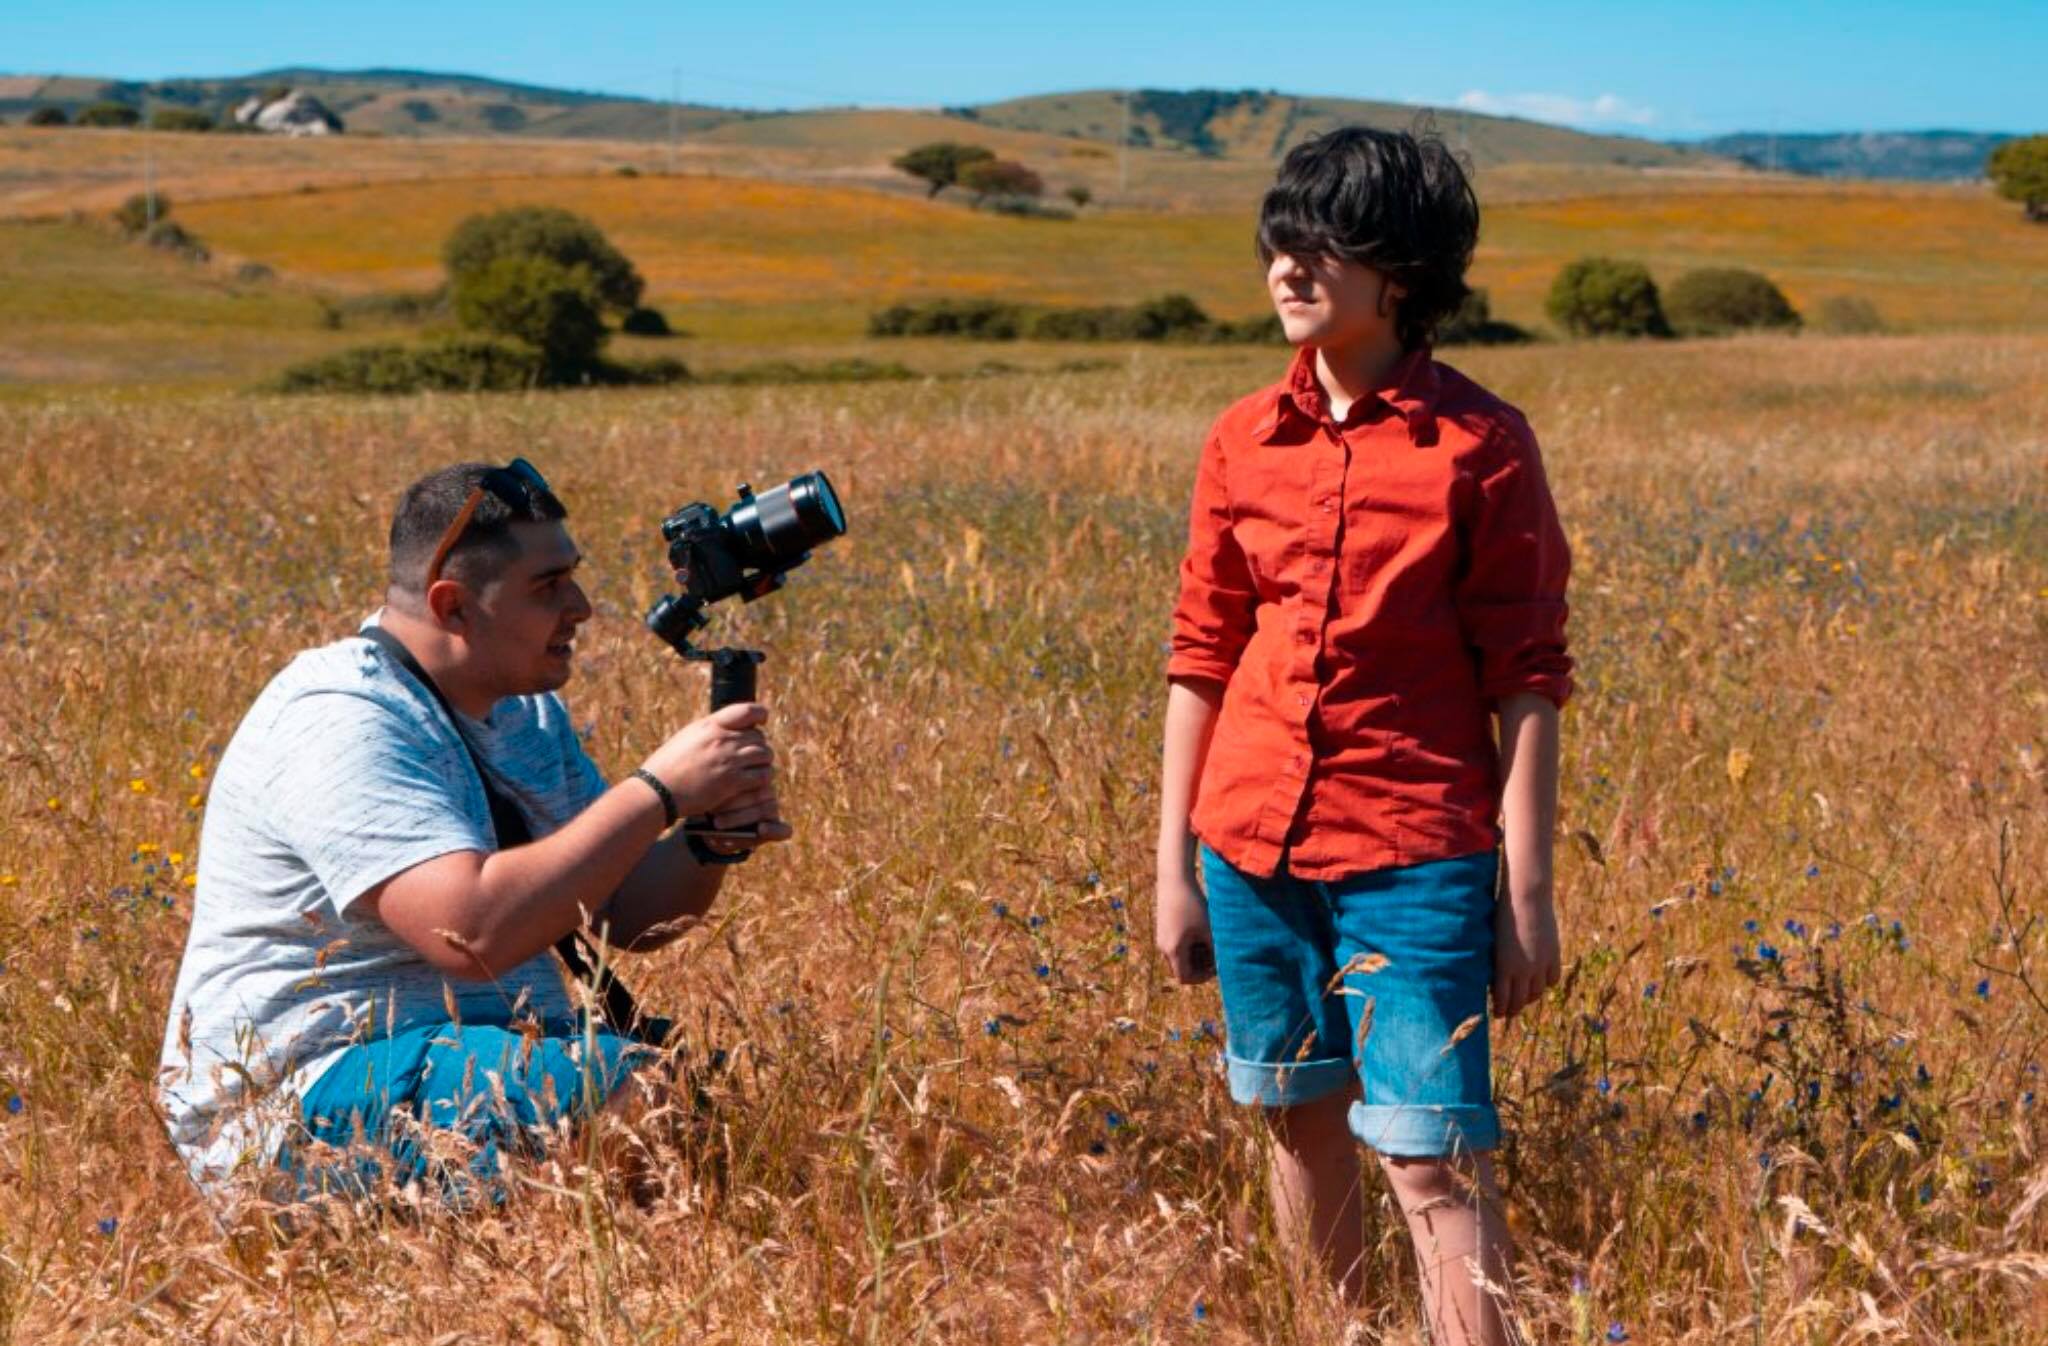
top-left (1453, 415), bottom-right (1573, 708)
top-left (1167, 429), bottom-right (1260, 687)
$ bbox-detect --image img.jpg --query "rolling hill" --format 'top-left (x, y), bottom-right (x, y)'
top-left (1, 67), bottom-right (1717, 169)
top-left (1691, 130), bottom-right (2013, 181)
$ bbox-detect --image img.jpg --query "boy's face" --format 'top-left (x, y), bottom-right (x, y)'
top-left (1266, 251), bottom-right (1406, 351)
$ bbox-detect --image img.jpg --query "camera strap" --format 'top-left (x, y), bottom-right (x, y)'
top-left (358, 624), bottom-right (669, 1046)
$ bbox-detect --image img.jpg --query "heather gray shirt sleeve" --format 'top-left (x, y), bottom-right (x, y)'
top-left (267, 688), bottom-right (491, 916)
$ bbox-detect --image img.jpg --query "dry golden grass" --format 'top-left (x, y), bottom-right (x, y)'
top-left (2, 332), bottom-right (2044, 1342)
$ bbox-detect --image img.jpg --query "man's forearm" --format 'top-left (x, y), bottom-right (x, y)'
top-left (1496, 693), bottom-right (1560, 900)
top-left (464, 779), bottom-right (670, 971)
top-left (595, 830), bottom-right (725, 949)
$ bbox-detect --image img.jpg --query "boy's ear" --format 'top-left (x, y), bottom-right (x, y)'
top-left (1377, 276), bottom-right (1408, 318)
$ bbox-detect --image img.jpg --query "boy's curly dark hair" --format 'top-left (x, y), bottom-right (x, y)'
top-left (1256, 126), bottom-right (1479, 350)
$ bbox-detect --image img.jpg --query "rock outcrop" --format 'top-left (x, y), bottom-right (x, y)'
top-left (232, 90), bottom-right (344, 137)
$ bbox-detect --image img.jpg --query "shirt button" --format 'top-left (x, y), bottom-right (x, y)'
top-left (1297, 693), bottom-right (1310, 707)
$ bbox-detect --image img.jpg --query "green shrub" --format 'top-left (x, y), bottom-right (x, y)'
top-left (1437, 290), bottom-right (1533, 346)
top-left (144, 220), bottom-right (209, 261)
top-left (451, 255), bottom-right (608, 377)
top-left (1065, 185), bottom-right (1092, 208)
top-left (960, 158), bottom-right (1044, 201)
top-left (1545, 257), bottom-right (1670, 338)
top-left (76, 101), bottom-right (140, 128)
top-left (1665, 268), bottom-right (1801, 336)
top-left (150, 108), bottom-right (214, 133)
top-left (980, 197), bottom-right (1073, 220)
top-left (443, 206), bottom-right (643, 314)
top-left (113, 192), bottom-right (169, 235)
top-left (26, 106), bottom-right (67, 127)
top-left (868, 300), bottom-right (1025, 340)
top-left (267, 339), bottom-right (544, 394)
top-left (1203, 313), bottom-right (1286, 344)
top-left (234, 262), bottom-right (276, 283)
top-left (706, 358), bottom-right (916, 387)
top-left (620, 306), bottom-right (673, 337)
top-left (1811, 295), bottom-right (1885, 335)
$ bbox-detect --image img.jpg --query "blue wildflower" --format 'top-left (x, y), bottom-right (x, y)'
top-left (1643, 982), bottom-right (1658, 999)
top-left (1028, 914), bottom-right (1046, 930)
top-left (1917, 1063), bottom-right (1932, 1086)
top-left (983, 1019), bottom-right (1001, 1037)
top-left (1109, 897), bottom-right (1124, 911)
top-left (1743, 919), bottom-right (1759, 933)
top-left (97, 1217), bottom-right (118, 1237)
top-left (1596, 1076), bottom-right (1612, 1096)
top-left (1085, 871), bottom-right (1101, 887)
top-left (1193, 1301), bottom-right (1208, 1322)
top-left (1757, 943), bottom-right (1780, 962)
top-left (5, 1095), bottom-right (21, 1115)
top-left (1905, 1122), bottom-right (1923, 1142)
top-left (1035, 963), bottom-right (1051, 979)
top-left (1976, 979), bottom-right (1991, 1000)
top-left (1691, 1109), bottom-right (1710, 1130)
top-left (1112, 943), bottom-right (1128, 958)
top-left (992, 901), bottom-right (1009, 918)
top-left (1608, 1322), bottom-right (1629, 1342)
top-left (1806, 864), bottom-right (1821, 879)
top-left (1106, 1111), bottom-right (1124, 1129)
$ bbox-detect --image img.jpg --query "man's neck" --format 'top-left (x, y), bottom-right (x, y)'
top-left (1313, 334), bottom-right (1408, 423)
top-left (376, 606), bottom-right (499, 721)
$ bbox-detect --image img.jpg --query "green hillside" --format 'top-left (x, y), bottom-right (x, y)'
top-left (957, 88), bottom-right (1708, 167)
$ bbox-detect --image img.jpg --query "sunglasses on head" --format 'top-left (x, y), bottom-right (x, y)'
top-left (424, 458), bottom-right (559, 589)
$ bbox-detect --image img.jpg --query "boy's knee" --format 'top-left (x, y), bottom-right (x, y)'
top-left (1263, 1089), bottom-right (1356, 1155)
top-left (1377, 1151), bottom-right (1498, 1205)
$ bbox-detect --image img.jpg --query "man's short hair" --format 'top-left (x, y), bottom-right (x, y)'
top-left (388, 462), bottom-right (568, 599)
top-left (1256, 125), bottom-right (1479, 351)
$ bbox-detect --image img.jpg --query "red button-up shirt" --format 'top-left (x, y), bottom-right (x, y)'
top-left (1168, 345), bottom-right (1572, 881)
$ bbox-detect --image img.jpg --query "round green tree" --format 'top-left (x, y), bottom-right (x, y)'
top-left (1665, 268), bottom-right (1801, 336)
top-left (891, 142), bottom-right (996, 197)
top-left (443, 207), bottom-right (644, 315)
top-left (452, 255), bottom-right (608, 380)
top-left (26, 106), bottom-right (67, 127)
top-left (1545, 257), bottom-right (1670, 338)
top-left (1988, 135), bottom-right (2048, 222)
top-left (959, 158), bottom-right (1044, 201)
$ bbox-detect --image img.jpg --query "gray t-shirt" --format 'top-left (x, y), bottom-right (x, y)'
top-left (157, 614), bottom-right (608, 1189)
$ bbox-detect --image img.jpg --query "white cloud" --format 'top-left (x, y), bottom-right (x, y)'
top-left (1454, 90), bottom-right (1658, 130)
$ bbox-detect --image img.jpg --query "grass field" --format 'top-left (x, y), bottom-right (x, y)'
top-left (1, 333), bottom-right (2044, 1342)
top-left (4, 159), bottom-right (2045, 396)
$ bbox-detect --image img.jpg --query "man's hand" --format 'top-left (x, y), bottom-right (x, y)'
top-left (1156, 864), bottom-right (1217, 985)
top-left (700, 781), bottom-right (793, 856)
top-left (640, 701), bottom-right (775, 818)
top-left (1493, 882), bottom-right (1560, 1020)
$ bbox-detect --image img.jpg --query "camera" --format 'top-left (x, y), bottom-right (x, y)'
top-left (646, 472), bottom-right (847, 710)
top-left (660, 473), bottom-right (845, 607)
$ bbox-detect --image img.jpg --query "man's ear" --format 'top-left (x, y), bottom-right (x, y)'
top-left (424, 578), bottom-right (471, 631)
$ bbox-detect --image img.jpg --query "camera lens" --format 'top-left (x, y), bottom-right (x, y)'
top-left (728, 471), bottom-right (846, 567)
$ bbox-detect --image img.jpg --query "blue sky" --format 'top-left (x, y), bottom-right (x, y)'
top-left (6, 2), bottom-right (2039, 137)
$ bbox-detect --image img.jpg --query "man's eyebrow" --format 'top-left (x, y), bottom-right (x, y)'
top-left (531, 554), bottom-right (583, 582)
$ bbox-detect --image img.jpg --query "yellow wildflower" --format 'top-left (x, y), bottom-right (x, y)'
top-left (188, 763), bottom-right (205, 780)
top-left (170, 851), bottom-right (185, 865)
top-left (129, 778), bottom-right (149, 794)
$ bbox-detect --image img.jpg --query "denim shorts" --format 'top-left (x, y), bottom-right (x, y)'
top-left (1199, 843), bottom-right (1501, 1157)
top-left (281, 1020), bottom-right (650, 1200)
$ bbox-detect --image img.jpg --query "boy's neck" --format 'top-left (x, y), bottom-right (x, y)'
top-left (1312, 333), bottom-right (1410, 423)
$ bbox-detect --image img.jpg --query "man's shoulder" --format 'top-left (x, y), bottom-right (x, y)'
top-left (248, 634), bottom-right (444, 743)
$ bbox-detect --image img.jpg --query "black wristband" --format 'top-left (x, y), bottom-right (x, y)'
top-left (686, 832), bottom-right (753, 866)
top-left (630, 768), bottom-right (678, 830)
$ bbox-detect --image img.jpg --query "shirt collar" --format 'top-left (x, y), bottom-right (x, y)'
top-left (1255, 344), bottom-right (1441, 447)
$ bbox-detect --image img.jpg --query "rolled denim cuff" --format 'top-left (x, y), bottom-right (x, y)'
top-left (1224, 1051), bottom-right (1354, 1108)
top-left (1348, 1100), bottom-right (1500, 1157)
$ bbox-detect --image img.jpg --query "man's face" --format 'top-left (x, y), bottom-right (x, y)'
top-left (1266, 250), bottom-right (1405, 350)
top-left (456, 521), bottom-right (593, 698)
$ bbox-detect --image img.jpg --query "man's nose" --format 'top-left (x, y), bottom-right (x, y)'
top-left (567, 581), bottom-right (594, 622)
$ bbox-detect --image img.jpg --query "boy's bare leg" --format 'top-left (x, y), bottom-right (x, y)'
top-left (1378, 1152), bottom-right (1510, 1346)
top-left (1264, 1091), bottom-right (1366, 1304)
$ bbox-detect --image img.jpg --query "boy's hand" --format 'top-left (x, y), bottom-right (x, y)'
top-left (1493, 884), bottom-right (1560, 1019)
top-left (1155, 866), bottom-right (1217, 985)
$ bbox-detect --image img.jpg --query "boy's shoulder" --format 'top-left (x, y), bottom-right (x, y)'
top-left (1426, 357), bottom-right (1535, 450)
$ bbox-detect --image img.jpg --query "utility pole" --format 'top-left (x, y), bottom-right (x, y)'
top-left (668, 67), bottom-right (679, 176)
top-left (1118, 90), bottom-right (1129, 196)
top-left (145, 141), bottom-right (156, 231)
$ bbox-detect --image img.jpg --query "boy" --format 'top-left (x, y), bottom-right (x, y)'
top-left (1153, 128), bottom-right (1569, 1345)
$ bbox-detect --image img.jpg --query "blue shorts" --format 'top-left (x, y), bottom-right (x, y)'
top-left (282, 1021), bottom-right (650, 1200)
top-left (1200, 843), bottom-right (1501, 1158)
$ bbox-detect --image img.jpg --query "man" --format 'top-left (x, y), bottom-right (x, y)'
top-left (158, 460), bottom-right (788, 1199)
